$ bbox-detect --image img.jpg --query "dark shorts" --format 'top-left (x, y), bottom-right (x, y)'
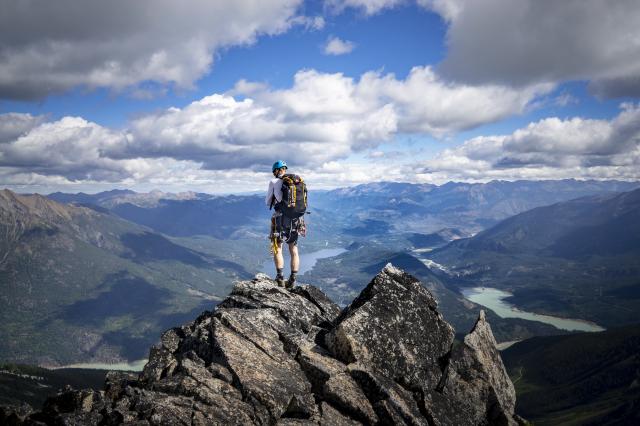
top-left (272, 215), bottom-right (300, 245)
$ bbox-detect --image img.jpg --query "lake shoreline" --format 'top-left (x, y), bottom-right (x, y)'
top-left (462, 286), bottom-right (605, 332)
top-left (46, 359), bottom-right (147, 372)
top-left (262, 247), bottom-right (347, 276)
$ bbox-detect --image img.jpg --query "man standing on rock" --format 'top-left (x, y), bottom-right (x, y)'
top-left (266, 160), bottom-right (306, 288)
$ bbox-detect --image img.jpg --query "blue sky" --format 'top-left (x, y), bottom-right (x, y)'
top-left (1, 0), bottom-right (639, 193)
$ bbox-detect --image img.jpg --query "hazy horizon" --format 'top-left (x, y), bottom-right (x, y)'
top-left (5, 176), bottom-right (640, 197)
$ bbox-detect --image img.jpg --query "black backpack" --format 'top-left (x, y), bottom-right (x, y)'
top-left (278, 174), bottom-right (307, 218)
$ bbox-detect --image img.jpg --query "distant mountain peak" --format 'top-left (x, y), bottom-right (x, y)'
top-left (0, 188), bottom-right (80, 222)
top-left (442, 186), bottom-right (640, 257)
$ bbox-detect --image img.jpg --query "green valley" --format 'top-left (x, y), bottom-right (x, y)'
top-left (0, 189), bottom-right (266, 365)
top-left (502, 325), bottom-right (640, 425)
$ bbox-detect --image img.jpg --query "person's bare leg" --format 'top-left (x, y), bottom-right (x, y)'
top-left (289, 243), bottom-right (299, 273)
top-left (286, 243), bottom-right (299, 288)
top-left (273, 242), bottom-right (284, 285)
top-left (274, 243), bottom-right (284, 269)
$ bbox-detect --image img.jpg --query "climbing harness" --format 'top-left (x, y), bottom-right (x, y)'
top-left (269, 213), bottom-right (306, 254)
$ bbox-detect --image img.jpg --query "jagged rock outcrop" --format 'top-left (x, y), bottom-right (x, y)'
top-left (327, 264), bottom-right (455, 390)
top-left (425, 310), bottom-right (518, 425)
top-left (5, 265), bottom-right (523, 425)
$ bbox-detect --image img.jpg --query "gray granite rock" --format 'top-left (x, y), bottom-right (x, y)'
top-left (328, 264), bottom-right (455, 390)
top-left (297, 343), bottom-right (378, 424)
top-left (425, 310), bottom-right (519, 426)
top-left (348, 364), bottom-right (428, 425)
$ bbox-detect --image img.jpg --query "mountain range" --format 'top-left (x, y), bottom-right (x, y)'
top-left (47, 179), bottom-right (640, 240)
top-left (438, 188), bottom-right (640, 257)
top-left (3, 179), bottom-right (640, 366)
top-left (430, 188), bottom-right (640, 328)
top-left (48, 190), bottom-right (268, 239)
top-left (313, 179), bottom-right (640, 235)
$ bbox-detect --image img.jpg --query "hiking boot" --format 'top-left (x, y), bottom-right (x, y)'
top-left (275, 277), bottom-right (285, 287)
top-left (285, 277), bottom-right (296, 289)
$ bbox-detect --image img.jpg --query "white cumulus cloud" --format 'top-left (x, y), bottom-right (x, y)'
top-left (325, 0), bottom-right (406, 16)
top-left (358, 66), bottom-right (551, 136)
top-left (0, 116), bottom-right (142, 181)
top-left (323, 36), bottom-right (356, 55)
top-left (0, 66), bottom-right (550, 186)
top-left (417, 103), bottom-right (640, 181)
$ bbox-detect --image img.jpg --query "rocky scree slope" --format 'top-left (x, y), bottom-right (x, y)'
top-left (2, 265), bottom-right (522, 425)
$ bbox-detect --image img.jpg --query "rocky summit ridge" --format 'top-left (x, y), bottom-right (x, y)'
top-left (2, 264), bottom-right (523, 425)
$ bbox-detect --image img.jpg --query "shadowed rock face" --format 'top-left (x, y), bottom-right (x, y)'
top-left (3, 265), bottom-right (523, 425)
top-left (426, 310), bottom-right (518, 426)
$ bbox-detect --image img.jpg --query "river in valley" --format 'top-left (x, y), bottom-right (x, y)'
top-left (262, 247), bottom-right (347, 276)
top-left (462, 287), bottom-right (605, 332)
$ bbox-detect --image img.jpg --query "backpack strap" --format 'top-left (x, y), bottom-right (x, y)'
top-left (282, 175), bottom-right (296, 207)
top-left (303, 180), bottom-right (307, 208)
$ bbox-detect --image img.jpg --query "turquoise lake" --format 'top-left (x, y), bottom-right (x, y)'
top-left (462, 287), bottom-right (605, 332)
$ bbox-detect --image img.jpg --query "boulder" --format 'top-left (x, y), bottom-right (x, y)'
top-left (328, 264), bottom-right (455, 390)
top-left (297, 344), bottom-right (378, 424)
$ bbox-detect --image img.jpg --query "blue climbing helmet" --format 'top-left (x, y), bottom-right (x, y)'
top-left (272, 160), bottom-right (287, 172)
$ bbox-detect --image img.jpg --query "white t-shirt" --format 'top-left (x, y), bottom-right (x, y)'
top-left (265, 177), bottom-right (283, 207)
